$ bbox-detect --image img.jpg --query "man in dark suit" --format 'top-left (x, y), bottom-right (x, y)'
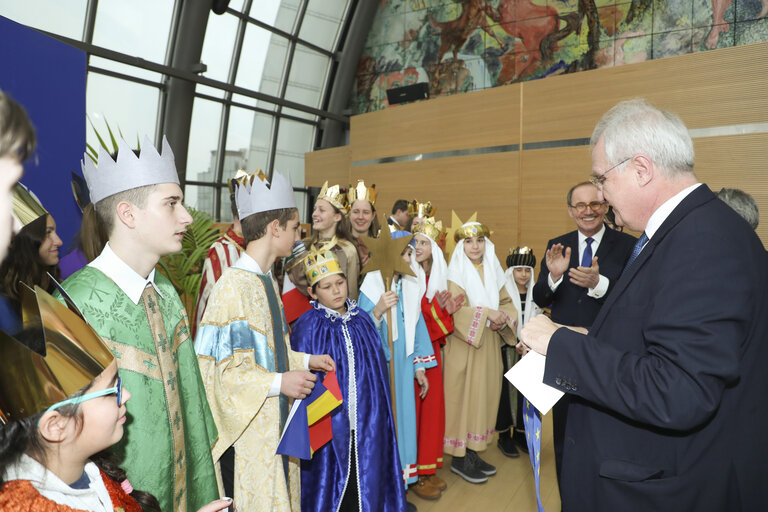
top-left (522, 98), bottom-right (768, 511)
top-left (532, 181), bottom-right (636, 479)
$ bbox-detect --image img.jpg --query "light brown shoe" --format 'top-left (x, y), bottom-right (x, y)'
top-left (412, 476), bottom-right (442, 500)
top-left (426, 474), bottom-right (447, 491)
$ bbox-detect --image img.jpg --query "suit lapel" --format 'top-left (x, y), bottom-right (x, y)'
top-left (567, 231), bottom-right (579, 268)
top-left (594, 224), bottom-right (614, 260)
top-left (589, 185), bottom-right (715, 333)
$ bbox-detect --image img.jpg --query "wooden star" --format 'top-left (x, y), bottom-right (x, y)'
top-left (445, 210), bottom-right (477, 260)
top-left (361, 221), bottom-right (415, 288)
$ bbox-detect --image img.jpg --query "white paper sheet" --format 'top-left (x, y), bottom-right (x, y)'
top-left (505, 351), bottom-right (564, 415)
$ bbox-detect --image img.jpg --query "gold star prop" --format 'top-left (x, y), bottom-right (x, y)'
top-left (361, 219), bottom-right (415, 288)
top-left (445, 210), bottom-right (477, 260)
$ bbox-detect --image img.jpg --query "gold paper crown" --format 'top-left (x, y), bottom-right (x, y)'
top-left (0, 285), bottom-right (115, 424)
top-left (348, 180), bottom-right (376, 205)
top-left (304, 245), bottom-right (345, 286)
top-left (454, 221), bottom-right (490, 242)
top-left (317, 181), bottom-right (349, 213)
top-left (12, 183), bottom-right (48, 228)
top-left (407, 200), bottom-right (435, 219)
top-left (412, 216), bottom-right (445, 243)
top-left (229, 168), bottom-right (268, 194)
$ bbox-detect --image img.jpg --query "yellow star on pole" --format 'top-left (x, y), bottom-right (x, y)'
top-left (445, 210), bottom-right (477, 260)
top-left (361, 219), bottom-right (415, 288)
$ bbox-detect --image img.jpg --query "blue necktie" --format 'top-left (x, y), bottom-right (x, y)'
top-left (523, 398), bottom-right (546, 512)
top-left (624, 232), bottom-right (649, 272)
top-left (581, 237), bottom-right (594, 267)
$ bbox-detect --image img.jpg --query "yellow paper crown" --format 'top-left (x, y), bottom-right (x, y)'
top-left (228, 168), bottom-right (268, 194)
top-left (348, 180), bottom-right (376, 205)
top-left (12, 183), bottom-right (48, 228)
top-left (317, 181), bottom-right (349, 213)
top-left (407, 200), bottom-right (434, 219)
top-left (412, 216), bottom-right (445, 243)
top-left (304, 245), bottom-right (345, 286)
top-left (454, 221), bottom-right (490, 242)
top-left (0, 285), bottom-right (115, 424)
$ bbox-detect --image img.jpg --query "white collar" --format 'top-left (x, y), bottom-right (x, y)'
top-left (233, 252), bottom-right (269, 275)
top-left (578, 223), bottom-right (606, 245)
top-left (89, 242), bottom-right (163, 305)
top-left (644, 183), bottom-right (702, 239)
top-left (389, 216), bottom-right (401, 227)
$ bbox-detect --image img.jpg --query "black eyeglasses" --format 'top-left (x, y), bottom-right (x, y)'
top-left (590, 157), bottom-right (631, 189)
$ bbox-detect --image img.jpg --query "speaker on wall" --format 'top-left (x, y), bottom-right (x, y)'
top-left (386, 82), bottom-right (430, 105)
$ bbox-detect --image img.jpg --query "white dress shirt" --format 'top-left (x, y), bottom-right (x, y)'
top-left (89, 242), bottom-right (164, 304)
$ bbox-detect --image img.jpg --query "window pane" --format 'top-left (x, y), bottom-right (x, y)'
top-left (186, 98), bottom-right (222, 183)
top-left (249, 0), bottom-right (299, 34)
top-left (236, 24), bottom-right (288, 94)
top-left (196, 84), bottom-right (226, 99)
top-left (299, 0), bottom-right (349, 51)
top-left (274, 117), bottom-right (315, 188)
top-left (285, 45), bottom-right (331, 111)
top-left (246, 112), bottom-right (276, 171)
top-left (200, 11), bottom-right (239, 82)
top-left (92, 0), bottom-right (174, 63)
top-left (86, 73), bottom-right (159, 152)
top-left (89, 56), bottom-right (163, 83)
top-left (184, 184), bottom-right (216, 218)
top-left (0, 0), bottom-right (87, 40)
top-left (220, 187), bottom-right (235, 223)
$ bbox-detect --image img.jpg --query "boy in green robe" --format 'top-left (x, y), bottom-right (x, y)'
top-left (57, 136), bottom-right (219, 511)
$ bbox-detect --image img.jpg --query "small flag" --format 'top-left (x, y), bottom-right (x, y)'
top-left (282, 274), bottom-right (312, 323)
top-left (276, 371), bottom-right (343, 459)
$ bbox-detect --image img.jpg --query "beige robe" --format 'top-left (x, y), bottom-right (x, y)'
top-left (443, 274), bottom-right (518, 457)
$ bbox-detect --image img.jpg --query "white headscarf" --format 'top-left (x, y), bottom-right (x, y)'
top-left (504, 265), bottom-right (539, 338)
top-left (414, 233), bottom-right (448, 301)
top-left (447, 230), bottom-right (506, 310)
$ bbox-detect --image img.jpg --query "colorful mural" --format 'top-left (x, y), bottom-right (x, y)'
top-left (350, 0), bottom-right (768, 114)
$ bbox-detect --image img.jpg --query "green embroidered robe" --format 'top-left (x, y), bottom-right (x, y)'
top-left (57, 266), bottom-right (219, 512)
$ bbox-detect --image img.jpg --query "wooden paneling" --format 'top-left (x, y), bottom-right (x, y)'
top-left (352, 152), bottom-right (519, 263)
top-left (304, 146), bottom-right (350, 187)
top-left (523, 43), bottom-right (768, 143)
top-left (350, 84), bottom-right (521, 162)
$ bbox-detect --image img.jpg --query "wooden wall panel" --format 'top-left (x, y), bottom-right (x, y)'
top-left (523, 43), bottom-right (768, 143)
top-left (352, 152), bottom-right (519, 263)
top-left (350, 84), bottom-right (521, 162)
top-left (304, 146), bottom-right (350, 187)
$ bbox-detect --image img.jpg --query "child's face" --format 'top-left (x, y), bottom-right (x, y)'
top-left (78, 360), bottom-right (131, 455)
top-left (38, 214), bottom-right (63, 267)
top-left (274, 212), bottom-right (301, 258)
top-left (133, 183), bottom-right (193, 258)
top-left (463, 236), bottom-right (485, 265)
top-left (401, 246), bottom-right (413, 264)
top-left (309, 274), bottom-right (348, 313)
top-left (413, 234), bottom-right (432, 264)
top-left (312, 199), bottom-right (341, 233)
top-left (513, 267), bottom-right (531, 288)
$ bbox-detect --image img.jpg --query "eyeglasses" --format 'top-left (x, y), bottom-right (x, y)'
top-left (568, 201), bottom-right (606, 212)
top-left (590, 157), bottom-right (631, 189)
top-left (43, 376), bottom-right (123, 416)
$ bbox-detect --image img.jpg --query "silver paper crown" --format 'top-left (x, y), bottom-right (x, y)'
top-left (81, 135), bottom-right (179, 204)
top-left (235, 171), bottom-right (296, 219)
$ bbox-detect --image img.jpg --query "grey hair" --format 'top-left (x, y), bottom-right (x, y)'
top-left (717, 187), bottom-right (759, 230)
top-left (591, 98), bottom-right (694, 178)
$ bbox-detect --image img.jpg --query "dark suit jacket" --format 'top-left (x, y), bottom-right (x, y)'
top-left (533, 225), bottom-right (636, 327)
top-left (544, 185), bottom-right (768, 511)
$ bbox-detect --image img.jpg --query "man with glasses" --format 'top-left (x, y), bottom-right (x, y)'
top-left (532, 180), bottom-right (635, 485)
top-left (521, 98), bottom-right (768, 510)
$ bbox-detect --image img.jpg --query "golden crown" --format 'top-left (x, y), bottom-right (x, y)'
top-left (348, 180), bottom-right (376, 205)
top-left (407, 200), bottom-right (434, 219)
top-left (0, 285), bottom-right (115, 424)
top-left (304, 245), bottom-right (345, 286)
top-left (12, 183), bottom-right (48, 228)
top-left (507, 246), bottom-right (536, 268)
top-left (412, 216), bottom-right (445, 243)
top-left (228, 168), bottom-right (268, 194)
top-left (317, 181), bottom-right (349, 213)
top-left (454, 222), bottom-right (490, 242)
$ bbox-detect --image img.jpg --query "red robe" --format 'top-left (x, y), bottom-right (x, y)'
top-left (414, 276), bottom-right (454, 475)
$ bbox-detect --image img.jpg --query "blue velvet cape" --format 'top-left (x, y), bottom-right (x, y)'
top-left (291, 300), bottom-right (407, 512)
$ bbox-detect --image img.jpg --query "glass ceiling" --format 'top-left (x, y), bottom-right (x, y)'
top-left (0, 0), bottom-right (355, 222)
